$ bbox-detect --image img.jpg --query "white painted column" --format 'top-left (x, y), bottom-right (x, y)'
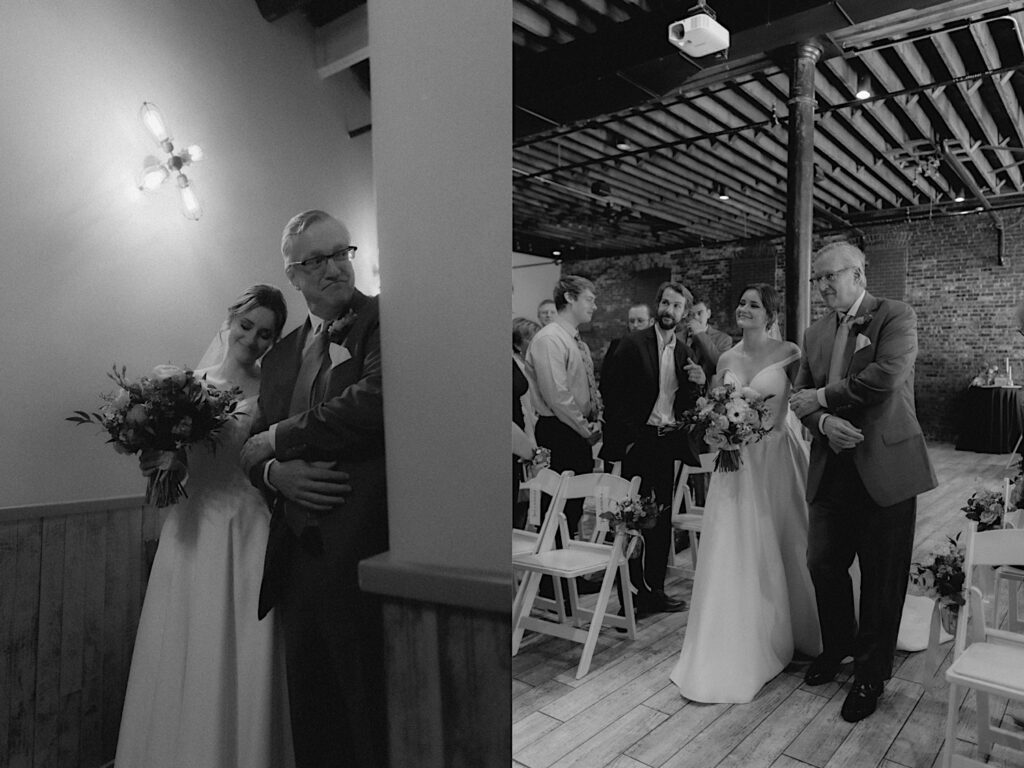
top-left (362, 0), bottom-right (509, 607)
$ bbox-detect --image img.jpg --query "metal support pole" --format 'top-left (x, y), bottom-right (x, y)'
top-left (785, 41), bottom-right (822, 345)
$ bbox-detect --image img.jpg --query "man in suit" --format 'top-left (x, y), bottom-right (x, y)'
top-left (685, 297), bottom-right (733, 357)
top-left (790, 241), bottom-right (937, 723)
top-left (240, 209), bottom-right (387, 767)
top-left (600, 282), bottom-right (707, 615)
top-left (600, 302), bottom-right (653, 382)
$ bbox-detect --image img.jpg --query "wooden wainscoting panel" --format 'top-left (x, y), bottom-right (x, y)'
top-left (440, 605), bottom-right (511, 766)
top-left (33, 516), bottom-right (66, 767)
top-left (80, 508), bottom-right (111, 768)
top-left (0, 518), bottom-right (17, 764)
top-left (384, 599), bottom-right (445, 766)
top-left (58, 514), bottom-right (86, 767)
top-left (384, 598), bottom-right (510, 768)
top-left (10, 519), bottom-right (42, 768)
top-left (1, 497), bottom-right (150, 768)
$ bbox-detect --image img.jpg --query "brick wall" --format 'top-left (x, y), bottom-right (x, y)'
top-left (559, 210), bottom-right (1024, 441)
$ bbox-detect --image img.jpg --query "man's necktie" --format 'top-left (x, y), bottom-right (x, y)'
top-left (575, 334), bottom-right (602, 419)
top-left (289, 323), bottom-right (329, 415)
top-left (827, 313), bottom-right (851, 384)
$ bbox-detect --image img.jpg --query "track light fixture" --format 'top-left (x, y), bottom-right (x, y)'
top-left (714, 183), bottom-right (730, 201)
top-left (855, 73), bottom-right (871, 101)
top-left (137, 102), bottom-right (204, 220)
top-left (953, 189), bottom-right (966, 203)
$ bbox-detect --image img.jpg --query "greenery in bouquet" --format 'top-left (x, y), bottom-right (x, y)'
top-left (599, 493), bottom-right (662, 558)
top-left (682, 381), bottom-right (774, 472)
top-left (68, 364), bottom-right (242, 507)
top-left (961, 488), bottom-right (1006, 532)
top-left (909, 533), bottom-right (966, 607)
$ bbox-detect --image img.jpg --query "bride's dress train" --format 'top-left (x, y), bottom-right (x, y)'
top-left (114, 397), bottom-right (294, 768)
top-left (670, 355), bottom-right (821, 703)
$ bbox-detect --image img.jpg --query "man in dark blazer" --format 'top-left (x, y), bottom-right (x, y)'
top-left (600, 281), bottom-right (707, 615)
top-left (791, 241), bottom-right (937, 723)
top-left (240, 210), bottom-right (387, 768)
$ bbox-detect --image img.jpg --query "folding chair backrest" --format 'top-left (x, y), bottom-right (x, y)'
top-left (523, 469), bottom-right (573, 553)
top-left (524, 468), bottom-right (570, 527)
top-left (1004, 476), bottom-right (1024, 529)
top-left (557, 473), bottom-right (641, 543)
top-left (955, 522), bottom-right (1024, 654)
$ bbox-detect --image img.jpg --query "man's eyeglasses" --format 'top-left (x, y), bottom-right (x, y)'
top-left (287, 245), bottom-right (357, 272)
top-left (809, 266), bottom-right (854, 286)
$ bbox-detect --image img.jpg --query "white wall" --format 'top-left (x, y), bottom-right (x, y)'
top-left (0, 0), bottom-right (375, 507)
top-left (512, 252), bottom-right (561, 322)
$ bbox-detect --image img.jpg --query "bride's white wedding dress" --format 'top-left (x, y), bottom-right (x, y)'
top-left (114, 396), bottom-right (294, 768)
top-left (670, 352), bottom-right (821, 703)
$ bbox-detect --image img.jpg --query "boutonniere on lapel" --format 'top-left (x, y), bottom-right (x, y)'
top-left (326, 308), bottom-right (358, 345)
top-left (848, 312), bottom-right (874, 331)
top-left (326, 308), bottom-right (358, 366)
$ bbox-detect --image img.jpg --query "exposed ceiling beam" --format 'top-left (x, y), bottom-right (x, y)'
top-left (313, 3), bottom-right (368, 79)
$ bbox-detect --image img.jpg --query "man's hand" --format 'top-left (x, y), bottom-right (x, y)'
top-left (822, 415), bottom-right (864, 451)
top-left (269, 459), bottom-right (352, 511)
top-left (789, 388), bottom-right (819, 419)
top-left (686, 317), bottom-right (707, 337)
top-left (240, 432), bottom-right (275, 473)
top-left (683, 359), bottom-right (706, 386)
top-left (586, 423), bottom-right (602, 446)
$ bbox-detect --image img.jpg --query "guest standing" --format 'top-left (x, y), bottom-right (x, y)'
top-left (790, 241), bottom-right (937, 722)
top-left (600, 282), bottom-right (705, 615)
top-left (525, 275), bottom-right (602, 538)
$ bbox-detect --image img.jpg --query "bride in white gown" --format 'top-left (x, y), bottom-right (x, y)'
top-left (671, 283), bottom-right (821, 703)
top-left (115, 285), bottom-right (295, 768)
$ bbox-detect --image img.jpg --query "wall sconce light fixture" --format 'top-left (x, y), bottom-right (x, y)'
top-left (137, 102), bottom-right (203, 220)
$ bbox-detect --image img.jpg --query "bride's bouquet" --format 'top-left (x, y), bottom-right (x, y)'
top-left (683, 381), bottom-right (774, 472)
top-left (68, 364), bottom-right (243, 507)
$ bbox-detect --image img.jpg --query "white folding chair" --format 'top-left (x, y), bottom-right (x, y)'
top-left (512, 468), bottom-right (573, 622)
top-left (993, 476), bottom-right (1024, 633)
top-left (941, 523), bottom-right (1024, 767)
top-left (669, 452), bottom-right (716, 576)
top-left (511, 472), bottom-right (642, 679)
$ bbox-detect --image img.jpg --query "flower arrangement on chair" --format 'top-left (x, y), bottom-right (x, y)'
top-left (599, 493), bottom-right (662, 558)
top-left (682, 381), bottom-right (774, 472)
top-left (910, 533), bottom-right (966, 633)
top-left (962, 488), bottom-right (1006, 532)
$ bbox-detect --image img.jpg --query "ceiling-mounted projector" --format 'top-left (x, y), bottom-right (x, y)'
top-left (668, 12), bottom-right (729, 57)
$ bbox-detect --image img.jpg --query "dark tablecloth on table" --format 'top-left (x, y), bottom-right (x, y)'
top-left (955, 385), bottom-right (1024, 454)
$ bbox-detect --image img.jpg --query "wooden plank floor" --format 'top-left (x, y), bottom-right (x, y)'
top-left (513, 442), bottom-right (1024, 768)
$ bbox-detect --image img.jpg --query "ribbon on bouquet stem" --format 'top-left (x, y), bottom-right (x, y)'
top-left (141, 449), bottom-right (189, 508)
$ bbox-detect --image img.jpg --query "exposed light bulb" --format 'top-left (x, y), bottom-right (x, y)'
top-left (855, 74), bottom-right (871, 101)
top-left (185, 144), bottom-right (203, 162)
top-left (140, 102), bottom-right (171, 147)
top-left (138, 159), bottom-right (169, 191)
top-left (177, 175), bottom-right (202, 221)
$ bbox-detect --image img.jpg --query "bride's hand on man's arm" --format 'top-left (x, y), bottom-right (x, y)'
top-left (268, 460), bottom-right (352, 511)
top-left (240, 432), bottom-right (275, 473)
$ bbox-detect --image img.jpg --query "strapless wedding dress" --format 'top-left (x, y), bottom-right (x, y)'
top-left (114, 397), bottom-right (294, 768)
top-left (670, 355), bottom-right (822, 703)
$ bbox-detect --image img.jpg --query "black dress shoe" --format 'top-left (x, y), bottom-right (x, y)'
top-left (840, 680), bottom-right (883, 723)
top-left (636, 590), bottom-right (687, 616)
top-left (804, 655), bottom-right (843, 686)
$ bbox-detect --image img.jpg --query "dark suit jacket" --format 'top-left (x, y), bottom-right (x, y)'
top-left (251, 290), bottom-right (388, 618)
top-left (599, 326), bottom-right (704, 465)
top-left (793, 292), bottom-right (937, 507)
